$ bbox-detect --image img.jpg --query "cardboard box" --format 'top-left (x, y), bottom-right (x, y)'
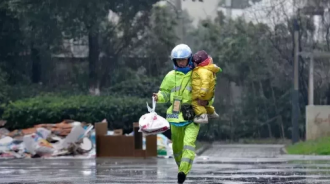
top-left (113, 129), bottom-right (123, 136)
top-left (95, 121), bottom-right (157, 158)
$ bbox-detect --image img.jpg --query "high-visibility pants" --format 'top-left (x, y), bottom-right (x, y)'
top-left (171, 122), bottom-right (200, 175)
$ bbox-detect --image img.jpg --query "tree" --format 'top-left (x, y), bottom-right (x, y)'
top-left (9, 0), bottom-right (64, 84)
top-left (56, 0), bottom-right (159, 94)
top-left (191, 0), bottom-right (330, 141)
top-left (190, 11), bottom-right (295, 140)
top-left (8, 0), bottom-right (159, 94)
top-left (0, 0), bottom-right (26, 84)
top-left (125, 4), bottom-right (179, 77)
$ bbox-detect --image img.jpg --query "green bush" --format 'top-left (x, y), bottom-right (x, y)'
top-left (2, 95), bottom-right (168, 132)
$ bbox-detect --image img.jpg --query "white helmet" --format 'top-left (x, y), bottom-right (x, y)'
top-left (170, 44), bottom-right (192, 60)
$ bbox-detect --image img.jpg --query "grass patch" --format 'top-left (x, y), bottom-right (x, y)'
top-left (286, 136), bottom-right (330, 155)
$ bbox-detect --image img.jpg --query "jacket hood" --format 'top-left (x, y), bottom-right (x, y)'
top-left (203, 64), bottom-right (221, 73)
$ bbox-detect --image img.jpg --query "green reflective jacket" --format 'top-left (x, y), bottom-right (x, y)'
top-left (157, 70), bottom-right (214, 123)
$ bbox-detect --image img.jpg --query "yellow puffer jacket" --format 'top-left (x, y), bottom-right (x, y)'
top-left (192, 60), bottom-right (221, 100)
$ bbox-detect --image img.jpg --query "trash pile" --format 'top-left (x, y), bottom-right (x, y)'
top-left (142, 134), bottom-right (173, 158)
top-left (0, 120), bottom-right (95, 159)
top-left (0, 119), bottom-right (173, 159)
top-left (155, 134), bottom-right (173, 158)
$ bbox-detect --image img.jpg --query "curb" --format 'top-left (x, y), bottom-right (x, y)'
top-left (280, 147), bottom-right (288, 154)
top-left (196, 143), bottom-right (212, 156)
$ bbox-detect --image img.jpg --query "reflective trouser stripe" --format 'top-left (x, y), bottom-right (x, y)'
top-left (183, 145), bottom-right (195, 152)
top-left (174, 152), bottom-right (182, 158)
top-left (175, 158), bottom-right (194, 166)
top-left (181, 157), bottom-right (194, 164)
top-left (174, 151), bottom-right (182, 166)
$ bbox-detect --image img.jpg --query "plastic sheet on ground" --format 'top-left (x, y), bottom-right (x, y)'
top-left (0, 128), bottom-right (9, 138)
top-left (142, 134), bottom-right (173, 158)
top-left (61, 125), bottom-right (86, 149)
top-left (0, 136), bottom-right (13, 146)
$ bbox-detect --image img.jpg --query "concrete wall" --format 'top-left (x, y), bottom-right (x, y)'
top-left (306, 105), bottom-right (330, 140)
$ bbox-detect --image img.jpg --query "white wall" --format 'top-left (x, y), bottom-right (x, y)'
top-left (306, 106), bottom-right (330, 140)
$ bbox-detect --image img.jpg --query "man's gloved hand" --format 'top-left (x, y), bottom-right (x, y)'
top-left (152, 93), bottom-right (158, 101)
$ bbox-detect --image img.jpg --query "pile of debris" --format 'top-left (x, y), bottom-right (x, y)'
top-left (0, 120), bottom-right (95, 159)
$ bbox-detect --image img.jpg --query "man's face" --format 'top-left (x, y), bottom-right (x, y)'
top-left (176, 58), bottom-right (188, 68)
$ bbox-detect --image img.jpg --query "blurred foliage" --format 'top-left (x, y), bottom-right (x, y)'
top-left (1, 0), bottom-right (330, 141)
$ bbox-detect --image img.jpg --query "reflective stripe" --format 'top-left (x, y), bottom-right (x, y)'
top-left (174, 152), bottom-right (182, 158)
top-left (171, 86), bottom-right (181, 92)
top-left (183, 145), bottom-right (195, 152)
top-left (181, 157), bottom-right (194, 164)
top-left (166, 113), bottom-right (179, 119)
top-left (171, 86), bottom-right (192, 92)
top-left (201, 88), bottom-right (208, 92)
top-left (161, 91), bottom-right (170, 101)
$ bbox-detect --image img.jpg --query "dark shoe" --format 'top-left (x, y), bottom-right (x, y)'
top-left (178, 172), bottom-right (186, 183)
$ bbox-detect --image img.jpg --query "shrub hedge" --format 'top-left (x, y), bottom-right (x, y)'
top-left (2, 95), bottom-right (168, 132)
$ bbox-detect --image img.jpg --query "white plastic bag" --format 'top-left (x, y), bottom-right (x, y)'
top-left (23, 135), bottom-right (37, 155)
top-left (36, 128), bottom-right (51, 139)
top-left (23, 134), bottom-right (54, 156)
top-left (60, 125), bottom-right (86, 149)
top-left (139, 97), bottom-right (170, 135)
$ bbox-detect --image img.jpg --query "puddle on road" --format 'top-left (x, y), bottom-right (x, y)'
top-left (1, 159), bottom-right (330, 184)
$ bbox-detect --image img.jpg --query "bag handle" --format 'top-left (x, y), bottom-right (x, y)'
top-left (147, 96), bottom-right (156, 112)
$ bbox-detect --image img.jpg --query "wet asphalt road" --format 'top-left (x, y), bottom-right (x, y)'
top-left (1, 144), bottom-right (330, 184)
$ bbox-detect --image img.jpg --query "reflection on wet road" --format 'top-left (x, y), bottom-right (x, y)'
top-left (1, 144), bottom-right (330, 184)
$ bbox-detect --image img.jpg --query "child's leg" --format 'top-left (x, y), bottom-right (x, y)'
top-left (206, 105), bottom-right (219, 119)
top-left (191, 100), bottom-right (208, 123)
top-left (205, 105), bottom-right (215, 114)
top-left (191, 100), bottom-right (207, 115)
